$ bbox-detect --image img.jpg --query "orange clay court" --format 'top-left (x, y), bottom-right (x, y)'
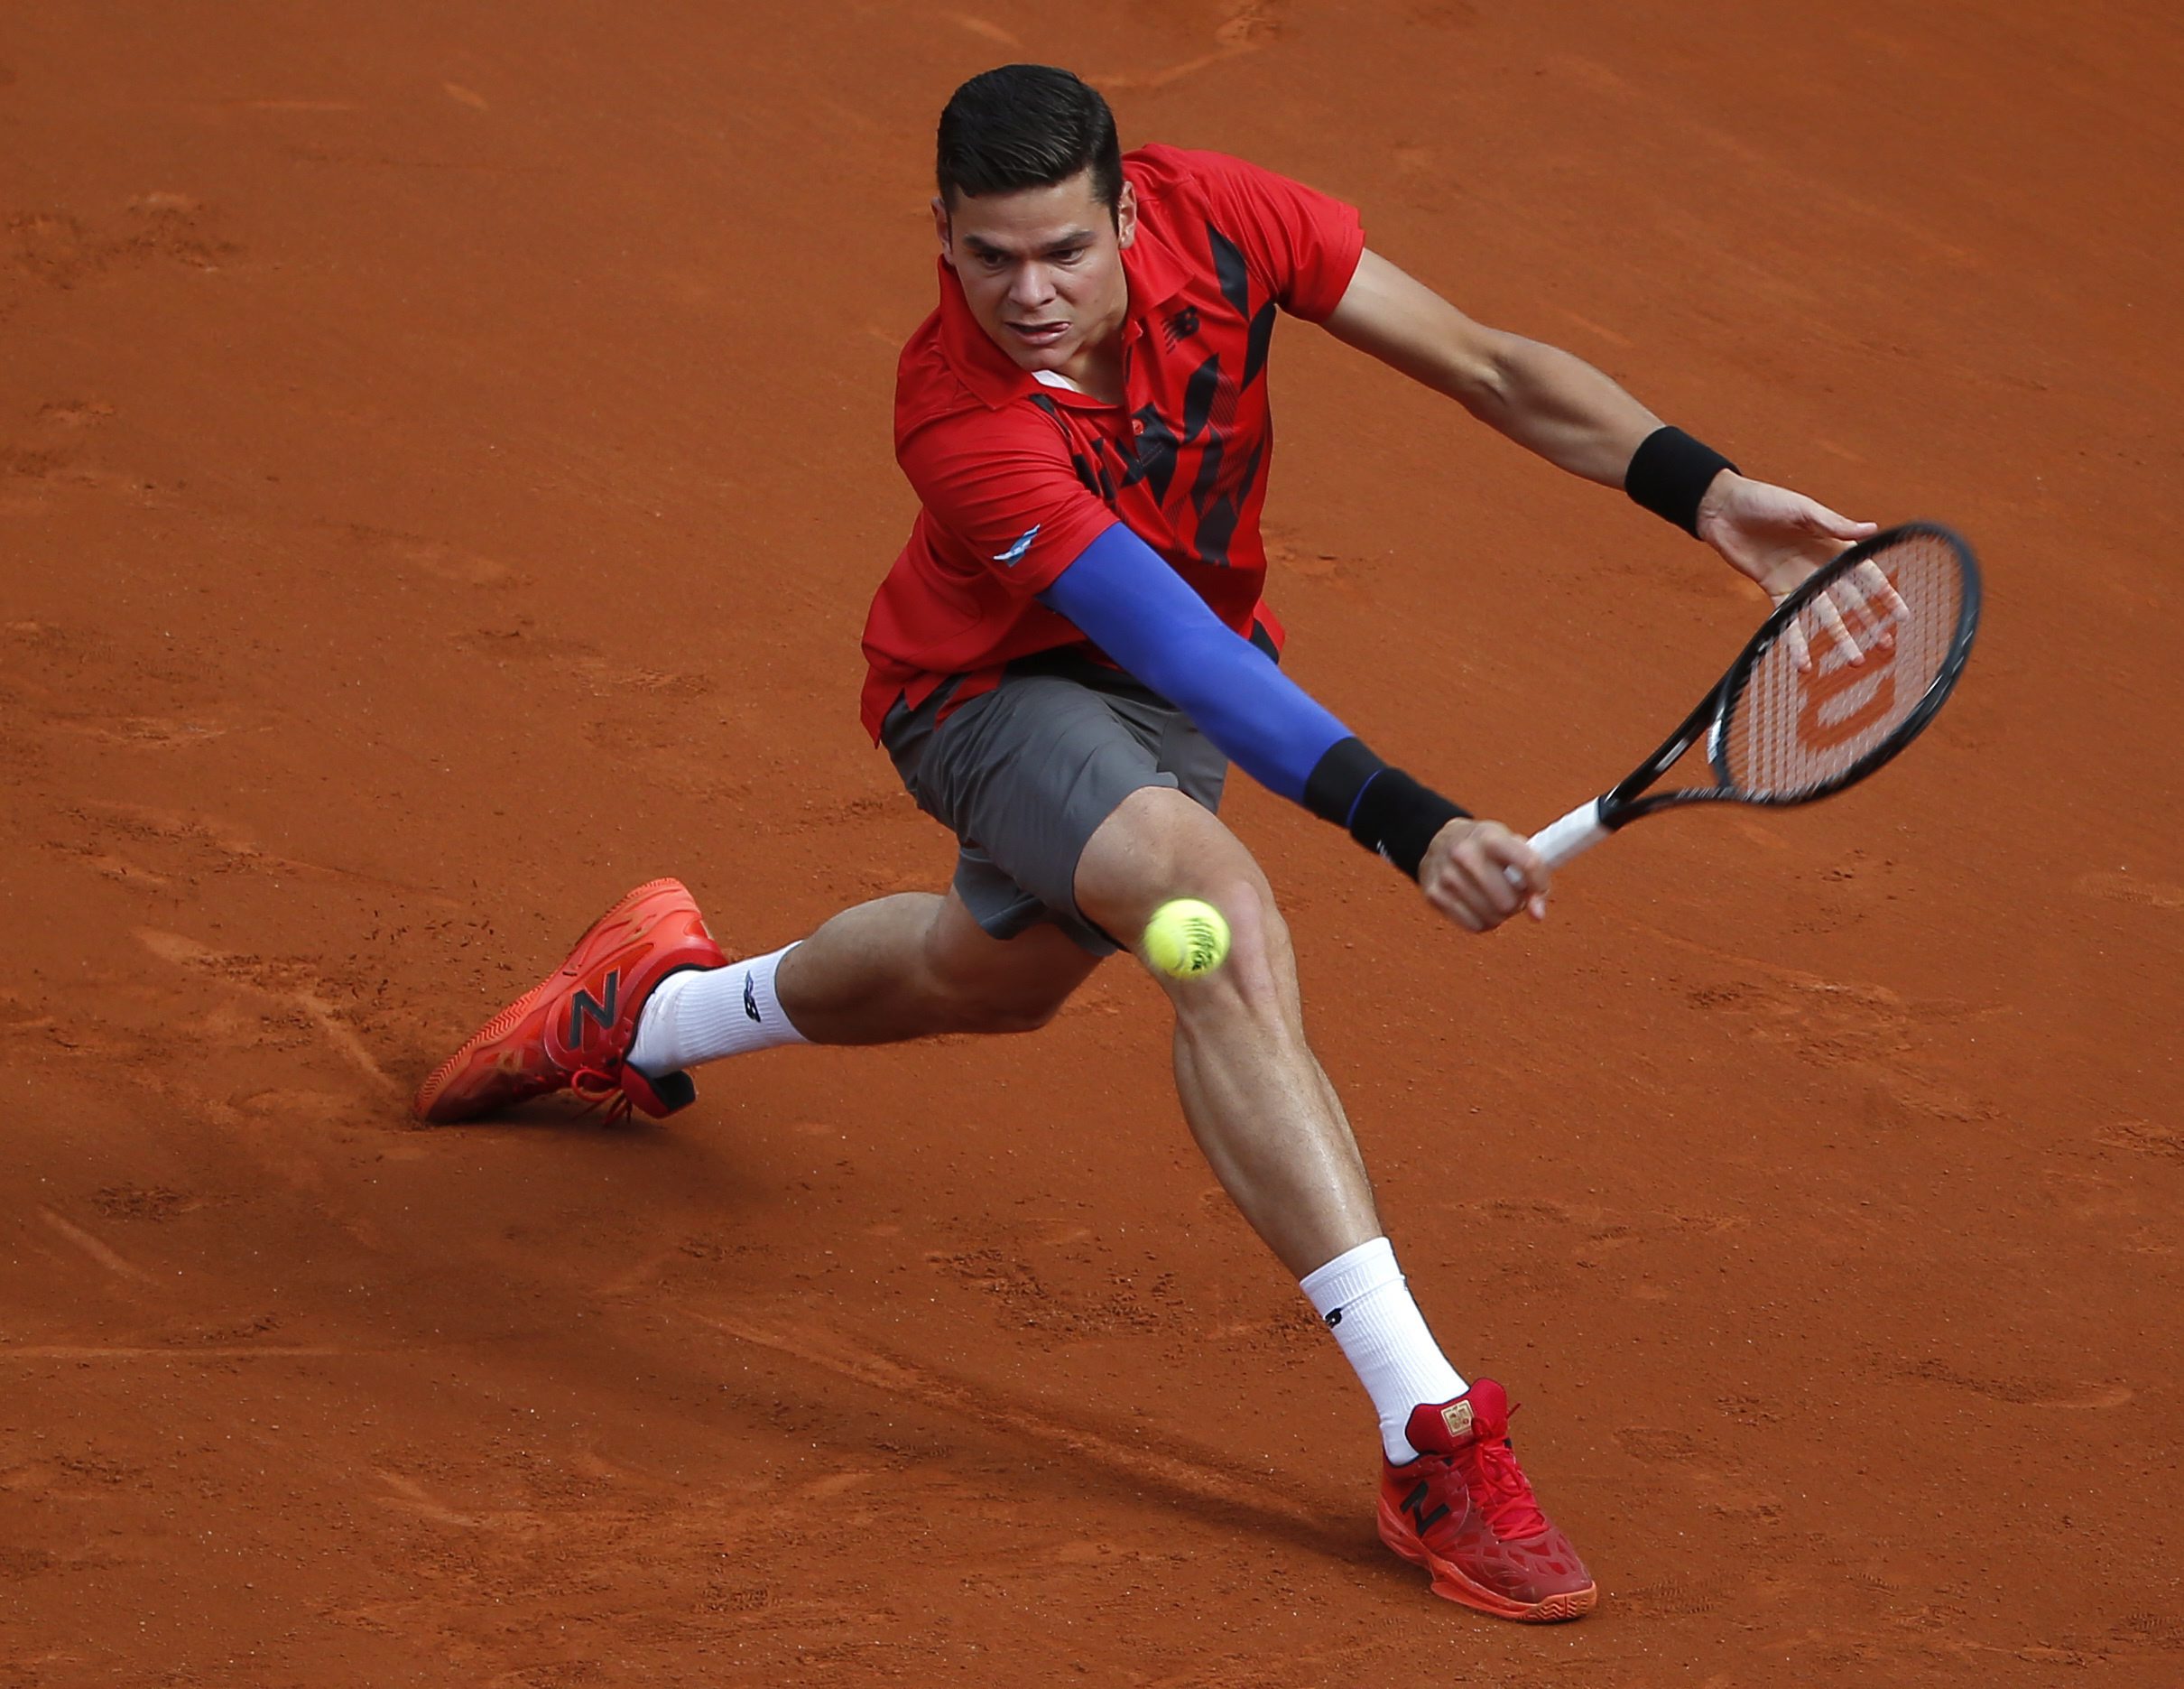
top-left (4, 4), bottom-right (2179, 1684)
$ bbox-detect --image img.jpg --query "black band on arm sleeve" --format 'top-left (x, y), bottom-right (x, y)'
top-left (1624, 425), bottom-right (1738, 537)
top-left (1303, 736), bottom-right (1471, 882)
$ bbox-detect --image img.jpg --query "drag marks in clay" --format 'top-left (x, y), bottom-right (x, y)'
top-left (0, 398), bottom-right (135, 516)
top-left (338, 521), bottom-right (521, 589)
top-left (52, 800), bottom-right (454, 906)
top-left (1615, 1572), bottom-right (1721, 1616)
top-left (923, 1241), bottom-right (1180, 1339)
top-left (0, 1448), bottom-right (149, 1517)
top-left (1661, 927), bottom-right (2003, 1125)
top-left (345, 524), bottom-right (732, 738)
top-left (373, 1469), bottom-right (498, 1532)
top-left (2, 196), bottom-right (237, 323)
top-left (688, 1311), bottom-right (1342, 1546)
top-left (1443, 1193), bottom-right (1751, 1288)
top-left (36, 1207), bottom-right (151, 1284)
top-left (91, 1184), bottom-right (210, 1223)
top-left (134, 926), bottom-right (399, 1097)
top-left (2096, 1117), bottom-right (2184, 1165)
top-left (2073, 869), bottom-right (2184, 912)
top-left (1611, 1418), bottom-right (1788, 1532)
top-left (1100, 0), bottom-right (1286, 92)
top-left (1894, 1357), bottom-right (2133, 1413)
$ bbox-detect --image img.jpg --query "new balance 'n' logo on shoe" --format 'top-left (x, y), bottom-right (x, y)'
top-left (1400, 1478), bottom-right (1451, 1536)
top-left (569, 972), bottom-right (620, 1043)
top-left (1375, 1378), bottom-right (1596, 1623)
top-left (412, 878), bottom-right (726, 1126)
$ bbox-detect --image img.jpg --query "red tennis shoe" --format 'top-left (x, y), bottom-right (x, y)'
top-left (1376, 1378), bottom-right (1596, 1622)
top-left (412, 877), bottom-right (726, 1125)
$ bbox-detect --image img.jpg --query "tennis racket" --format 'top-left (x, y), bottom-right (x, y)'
top-left (1522, 522), bottom-right (1981, 870)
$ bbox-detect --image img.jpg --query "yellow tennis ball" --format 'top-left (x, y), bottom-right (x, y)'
top-left (1141, 898), bottom-right (1231, 979)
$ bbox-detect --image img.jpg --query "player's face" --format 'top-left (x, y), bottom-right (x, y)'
top-left (935, 169), bottom-right (1138, 386)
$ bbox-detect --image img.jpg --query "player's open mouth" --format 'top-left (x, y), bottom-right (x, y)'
top-left (1007, 321), bottom-right (1069, 346)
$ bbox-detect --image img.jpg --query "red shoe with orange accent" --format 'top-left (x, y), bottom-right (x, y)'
top-left (1376, 1378), bottom-right (1596, 1622)
top-left (412, 877), bottom-right (726, 1125)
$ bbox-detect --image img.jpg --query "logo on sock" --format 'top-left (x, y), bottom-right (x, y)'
top-left (1324, 1307), bottom-right (1344, 1328)
top-left (1439, 1401), bottom-right (1474, 1440)
top-left (742, 971), bottom-right (761, 1024)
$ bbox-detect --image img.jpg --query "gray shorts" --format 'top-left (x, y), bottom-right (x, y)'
top-left (880, 650), bottom-right (1228, 955)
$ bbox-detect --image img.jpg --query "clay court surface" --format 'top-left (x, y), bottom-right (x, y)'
top-left (5, 3), bottom-right (2180, 1683)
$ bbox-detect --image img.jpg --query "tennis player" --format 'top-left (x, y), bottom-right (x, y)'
top-left (415, 64), bottom-right (1874, 1622)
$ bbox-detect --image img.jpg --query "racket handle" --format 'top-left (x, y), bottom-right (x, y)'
top-left (1529, 799), bottom-right (1612, 868)
top-left (1499, 798), bottom-right (1615, 889)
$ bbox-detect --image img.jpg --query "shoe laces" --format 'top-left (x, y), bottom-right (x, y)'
top-left (1458, 1418), bottom-right (1549, 1541)
top-left (569, 1065), bottom-right (634, 1127)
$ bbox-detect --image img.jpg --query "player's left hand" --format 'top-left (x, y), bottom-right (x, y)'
top-left (1696, 471), bottom-right (1875, 602)
top-left (1697, 472), bottom-right (1902, 670)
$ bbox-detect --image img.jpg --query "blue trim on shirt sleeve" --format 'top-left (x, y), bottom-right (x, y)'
top-left (1037, 524), bottom-right (1352, 803)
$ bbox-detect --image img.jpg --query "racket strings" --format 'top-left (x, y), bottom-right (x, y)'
top-left (1725, 533), bottom-right (1967, 799)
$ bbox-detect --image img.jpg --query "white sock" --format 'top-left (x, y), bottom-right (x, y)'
top-left (627, 943), bottom-right (809, 1075)
top-left (1300, 1236), bottom-right (1467, 1464)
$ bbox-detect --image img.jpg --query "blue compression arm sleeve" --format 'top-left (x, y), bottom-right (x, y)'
top-left (1038, 524), bottom-right (1351, 803)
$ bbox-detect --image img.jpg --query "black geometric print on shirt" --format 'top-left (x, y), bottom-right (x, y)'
top-left (1022, 319), bottom-right (1261, 564)
top-left (1208, 223), bottom-right (1277, 390)
top-left (1189, 432), bottom-right (1263, 568)
top-left (1210, 224), bottom-right (1252, 317)
top-left (1118, 354), bottom-right (1219, 505)
top-left (1109, 345), bottom-right (1261, 566)
top-left (1030, 391), bottom-right (1115, 504)
top-left (1124, 401), bottom-right (1180, 504)
top-left (1179, 354), bottom-right (1225, 441)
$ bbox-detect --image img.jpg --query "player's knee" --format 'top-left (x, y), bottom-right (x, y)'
top-left (1078, 785), bottom-right (1269, 937)
top-left (1162, 876), bottom-right (1294, 1024)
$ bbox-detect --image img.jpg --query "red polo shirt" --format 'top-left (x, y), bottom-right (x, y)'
top-left (857, 144), bottom-right (1365, 739)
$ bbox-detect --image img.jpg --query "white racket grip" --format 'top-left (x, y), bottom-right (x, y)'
top-left (1529, 800), bottom-right (1612, 868)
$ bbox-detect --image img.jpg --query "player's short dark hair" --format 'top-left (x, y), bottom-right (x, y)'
top-left (936, 65), bottom-right (1123, 221)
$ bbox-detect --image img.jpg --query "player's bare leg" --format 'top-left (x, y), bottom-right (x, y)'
top-left (1072, 784), bottom-right (1596, 1620)
top-left (415, 799), bottom-right (1594, 1619)
top-left (625, 886), bottom-right (1099, 1077)
top-left (1074, 784), bottom-right (1379, 1276)
top-left (772, 889), bottom-right (1098, 1043)
top-left (418, 878), bottom-right (1102, 1120)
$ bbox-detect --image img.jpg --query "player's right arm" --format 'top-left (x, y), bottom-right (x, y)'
top-left (1039, 525), bottom-right (1546, 931)
top-left (898, 404), bottom-right (1543, 932)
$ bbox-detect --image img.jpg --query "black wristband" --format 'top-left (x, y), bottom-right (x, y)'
top-left (1624, 425), bottom-right (1737, 537)
top-left (1351, 768), bottom-right (1468, 879)
top-left (1304, 736), bottom-right (1469, 882)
